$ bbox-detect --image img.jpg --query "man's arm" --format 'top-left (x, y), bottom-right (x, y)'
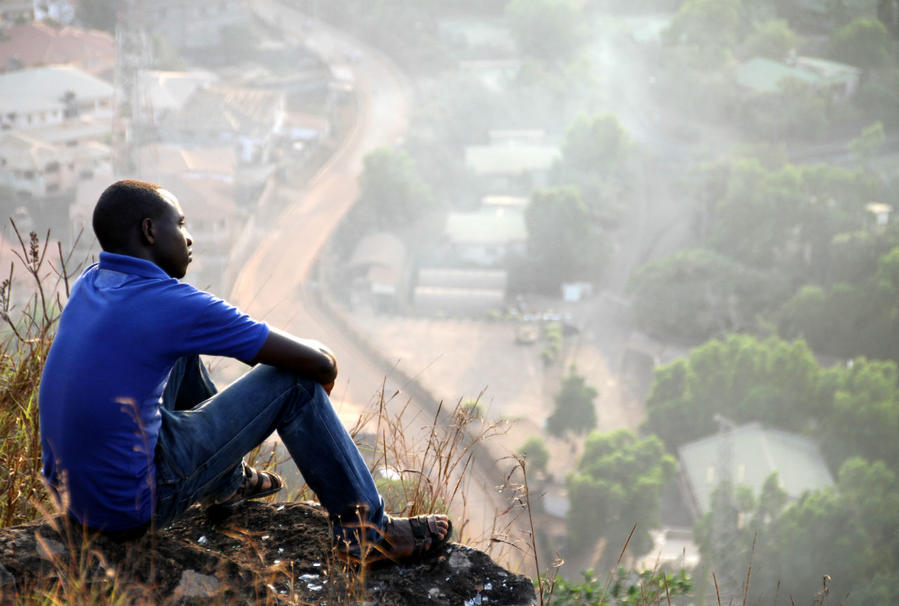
top-left (249, 327), bottom-right (338, 389)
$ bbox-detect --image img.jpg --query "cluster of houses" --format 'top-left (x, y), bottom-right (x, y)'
top-left (0, 0), bottom-right (345, 291)
top-left (348, 129), bottom-right (563, 317)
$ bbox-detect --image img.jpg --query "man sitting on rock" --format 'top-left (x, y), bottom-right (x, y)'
top-left (38, 179), bottom-right (450, 563)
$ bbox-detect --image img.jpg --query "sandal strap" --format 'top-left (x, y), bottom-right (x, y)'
top-left (409, 517), bottom-right (427, 541)
top-left (212, 465), bottom-right (282, 507)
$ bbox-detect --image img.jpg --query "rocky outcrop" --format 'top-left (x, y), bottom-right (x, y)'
top-left (0, 501), bottom-right (535, 605)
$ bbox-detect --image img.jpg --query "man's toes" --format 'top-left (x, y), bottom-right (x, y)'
top-left (433, 516), bottom-right (449, 538)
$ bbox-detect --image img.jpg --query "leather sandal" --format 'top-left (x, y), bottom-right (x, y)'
top-left (209, 465), bottom-right (283, 509)
top-left (338, 514), bottom-right (452, 566)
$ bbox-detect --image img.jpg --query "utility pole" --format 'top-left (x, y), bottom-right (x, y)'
top-left (113, 0), bottom-right (153, 176)
top-left (707, 413), bottom-right (741, 605)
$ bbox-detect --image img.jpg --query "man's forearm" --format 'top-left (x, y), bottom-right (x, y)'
top-left (250, 328), bottom-right (338, 385)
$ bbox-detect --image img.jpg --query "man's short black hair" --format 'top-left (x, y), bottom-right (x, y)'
top-left (92, 179), bottom-right (168, 253)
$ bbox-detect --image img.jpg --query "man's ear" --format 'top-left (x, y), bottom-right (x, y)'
top-left (141, 217), bottom-right (156, 245)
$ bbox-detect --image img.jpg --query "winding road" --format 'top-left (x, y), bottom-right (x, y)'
top-left (225, 0), bottom-right (528, 566)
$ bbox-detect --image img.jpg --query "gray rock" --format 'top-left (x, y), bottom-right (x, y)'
top-left (35, 534), bottom-right (65, 560)
top-left (172, 569), bottom-right (220, 599)
top-left (0, 563), bottom-right (15, 588)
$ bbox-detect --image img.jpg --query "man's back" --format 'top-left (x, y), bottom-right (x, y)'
top-left (39, 252), bottom-right (268, 530)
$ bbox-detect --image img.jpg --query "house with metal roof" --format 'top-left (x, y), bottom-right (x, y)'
top-left (677, 422), bottom-right (834, 519)
top-left (465, 132), bottom-right (560, 193)
top-left (0, 65), bottom-right (114, 132)
top-left (735, 56), bottom-right (861, 99)
top-left (0, 130), bottom-right (110, 198)
top-left (0, 22), bottom-right (113, 77)
top-left (161, 84), bottom-right (286, 165)
top-left (445, 203), bottom-right (527, 268)
top-left (346, 232), bottom-right (409, 313)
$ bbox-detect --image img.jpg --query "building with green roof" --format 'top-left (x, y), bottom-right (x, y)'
top-left (677, 422), bottom-right (834, 518)
top-left (735, 56), bottom-right (861, 99)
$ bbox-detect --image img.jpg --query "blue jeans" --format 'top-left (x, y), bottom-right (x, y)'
top-left (153, 355), bottom-right (384, 543)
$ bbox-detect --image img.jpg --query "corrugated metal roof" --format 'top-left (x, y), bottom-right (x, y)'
top-left (678, 422), bottom-right (834, 515)
top-left (445, 206), bottom-right (526, 245)
top-left (465, 142), bottom-right (560, 176)
top-left (0, 65), bottom-right (113, 113)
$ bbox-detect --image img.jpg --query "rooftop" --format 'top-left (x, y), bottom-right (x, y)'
top-left (735, 56), bottom-right (861, 94)
top-left (0, 22), bottom-right (114, 76)
top-left (446, 206), bottom-right (526, 245)
top-left (0, 65), bottom-right (114, 113)
top-left (170, 85), bottom-right (284, 135)
top-left (678, 422), bottom-right (834, 516)
top-left (138, 70), bottom-right (219, 114)
top-left (137, 143), bottom-right (235, 179)
top-left (465, 142), bottom-right (560, 176)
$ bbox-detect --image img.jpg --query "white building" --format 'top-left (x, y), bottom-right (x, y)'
top-left (0, 130), bottom-right (110, 197)
top-left (444, 198), bottom-right (527, 267)
top-left (0, 65), bottom-right (114, 132)
top-left (678, 422), bottom-right (834, 519)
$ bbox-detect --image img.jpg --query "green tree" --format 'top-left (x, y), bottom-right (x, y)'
top-left (524, 187), bottom-right (603, 293)
top-left (740, 19), bottom-right (798, 61)
top-left (554, 113), bottom-right (631, 224)
top-left (819, 357), bottom-right (899, 469)
top-left (740, 78), bottom-right (832, 142)
top-left (505, 0), bottom-right (585, 62)
top-left (642, 335), bottom-right (826, 451)
top-left (856, 67), bottom-right (899, 126)
top-left (559, 113), bottom-right (629, 176)
top-left (708, 159), bottom-right (872, 282)
top-left (546, 368), bottom-right (597, 437)
top-left (740, 458), bottom-right (899, 604)
top-left (566, 430), bottom-right (675, 564)
top-left (628, 248), bottom-right (787, 341)
top-left (782, 246), bottom-right (899, 364)
top-left (831, 17), bottom-right (892, 71)
top-left (356, 147), bottom-right (433, 231)
top-left (518, 436), bottom-right (550, 475)
top-left (693, 474), bottom-right (788, 598)
top-left (850, 121), bottom-right (886, 164)
top-left (663, 0), bottom-right (742, 56)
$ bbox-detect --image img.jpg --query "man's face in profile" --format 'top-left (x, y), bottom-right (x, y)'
top-left (151, 189), bottom-right (193, 279)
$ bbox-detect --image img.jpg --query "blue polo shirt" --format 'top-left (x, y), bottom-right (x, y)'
top-left (39, 252), bottom-right (269, 531)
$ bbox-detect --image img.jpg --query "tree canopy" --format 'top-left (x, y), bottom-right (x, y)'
top-left (697, 458), bottom-right (899, 604)
top-left (628, 248), bottom-right (786, 341)
top-left (629, 157), bottom-right (886, 344)
top-left (355, 147), bottom-right (434, 232)
top-left (518, 436), bottom-right (550, 475)
top-left (643, 332), bottom-right (899, 472)
top-left (546, 368), bottom-right (598, 437)
top-left (830, 17), bottom-right (892, 70)
top-left (505, 0), bottom-right (586, 62)
top-left (523, 187), bottom-right (604, 293)
top-left (641, 334), bottom-right (829, 451)
top-left (566, 430), bottom-right (675, 564)
top-left (663, 0), bottom-right (743, 55)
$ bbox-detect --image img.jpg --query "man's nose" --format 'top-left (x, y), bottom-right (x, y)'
top-left (185, 231), bottom-right (193, 246)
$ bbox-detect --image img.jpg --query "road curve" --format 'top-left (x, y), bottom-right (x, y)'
top-left (228, 1), bottom-right (527, 562)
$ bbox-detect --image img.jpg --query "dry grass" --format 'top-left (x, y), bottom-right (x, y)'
top-left (0, 228), bottom-right (698, 605)
top-left (0, 224), bottom-right (83, 529)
